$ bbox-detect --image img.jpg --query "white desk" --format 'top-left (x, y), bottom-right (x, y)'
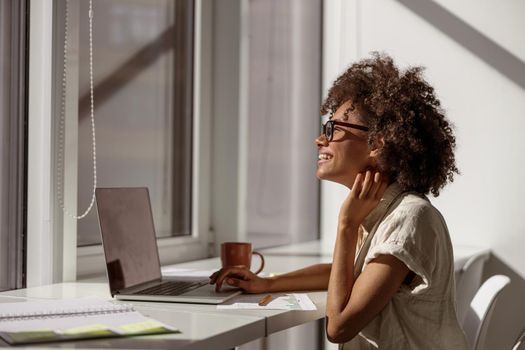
top-left (0, 241), bottom-right (489, 349)
top-left (0, 255), bottom-right (328, 349)
top-left (0, 294), bottom-right (265, 350)
top-left (260, 240), bottom-right (490, 271)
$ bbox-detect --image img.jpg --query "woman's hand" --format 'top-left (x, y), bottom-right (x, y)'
top-left (338, 171), bottom-right (389, 228)
top-left (209, 267), bottom-right (270, 293)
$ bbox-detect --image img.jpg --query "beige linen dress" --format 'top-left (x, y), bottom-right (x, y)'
top-left (340, 183), bottom-right (469, 350)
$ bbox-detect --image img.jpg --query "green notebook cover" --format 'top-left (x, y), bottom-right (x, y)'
top-left (0, 320), bottom-right (180, 345)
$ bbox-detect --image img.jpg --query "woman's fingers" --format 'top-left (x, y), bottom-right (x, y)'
top-left (225, 277), bottom-right (250, 291)
top-left (209, 271), bottom-right (220, 283)
top-left (369, 172), bottom-right (383, 198)
top-left (209, 267), bottom-right (232, 286)
top-left (213, 267), bottom-right (252, 292)
top-left (352, 173), bottom-right (364, 197)
top-left (359, 171), bottom-right (373, 199)
top-left (355, 171), bottom-right (389, 201)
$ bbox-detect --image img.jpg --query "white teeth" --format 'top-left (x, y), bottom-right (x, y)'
top-left (318, 154), bottom-right (333, 160)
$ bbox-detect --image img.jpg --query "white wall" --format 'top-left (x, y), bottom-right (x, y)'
top-left (322, 0), bottom-right (525, 348)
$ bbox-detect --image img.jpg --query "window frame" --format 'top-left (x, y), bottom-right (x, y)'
top-left (27, 0), bottom-right (56, 287)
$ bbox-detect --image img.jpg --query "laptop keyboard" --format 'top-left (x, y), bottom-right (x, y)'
top-left (136, 280), bottom-right (208, 296)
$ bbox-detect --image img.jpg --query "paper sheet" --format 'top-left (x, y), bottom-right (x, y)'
top-left (217, 293), bottom-right (316, 310)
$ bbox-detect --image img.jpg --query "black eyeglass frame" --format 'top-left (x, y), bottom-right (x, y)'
top-left (321, 120), bottom-right (369, 141)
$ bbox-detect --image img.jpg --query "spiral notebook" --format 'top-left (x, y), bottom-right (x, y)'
top-left (0, 297), bottom-right (179, 345)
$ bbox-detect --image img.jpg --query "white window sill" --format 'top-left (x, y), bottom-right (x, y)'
top-left (77, 235), bottom-right (210, 279)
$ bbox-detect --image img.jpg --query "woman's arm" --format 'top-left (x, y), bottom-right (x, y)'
top-left (326, 253), bottom-right (409, 343)
top-left (325, 171), bottom-right (409, 343)
top-left (210, 263), bottom-right (332, 293)
top-left (267, 263), bottom-right (332, 292)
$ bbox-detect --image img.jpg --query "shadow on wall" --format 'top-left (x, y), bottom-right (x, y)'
top-left (483, 254), bottom-right (525, 349)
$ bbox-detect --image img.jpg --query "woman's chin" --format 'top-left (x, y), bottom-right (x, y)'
top-left (316, 168), bottom-right (330, 181)
top-left (316, 171), bottom-right (338, 184)
top-left (316, 170), bottom-right (354, 188)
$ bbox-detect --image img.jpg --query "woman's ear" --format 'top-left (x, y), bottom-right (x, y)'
top-left (369, 136), bottom-right (385, 158)
top-left (366, 137), bottom-right (384, 171)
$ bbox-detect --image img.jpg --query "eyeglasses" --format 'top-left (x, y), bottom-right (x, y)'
top-left (321, 120), bottom-right (369, 142)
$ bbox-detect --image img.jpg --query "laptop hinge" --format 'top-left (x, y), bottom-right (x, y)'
top-left (207, 227), bottom-right (216, 257)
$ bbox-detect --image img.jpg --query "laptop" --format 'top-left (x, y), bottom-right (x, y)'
top-left (95, 187), bottom-right (241, 304)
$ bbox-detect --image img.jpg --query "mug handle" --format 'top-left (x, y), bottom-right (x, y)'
top-left (252, 251), bottom-right (265, 275)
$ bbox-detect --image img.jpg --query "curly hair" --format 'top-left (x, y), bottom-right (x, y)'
top-left (321, 53), bottom-right (458, 196)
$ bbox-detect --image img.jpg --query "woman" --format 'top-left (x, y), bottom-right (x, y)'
top-left (210, 53), bottom-right (469, 349)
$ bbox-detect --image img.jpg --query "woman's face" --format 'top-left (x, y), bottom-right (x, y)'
top-left (315, 101), bottom-right (373, 189)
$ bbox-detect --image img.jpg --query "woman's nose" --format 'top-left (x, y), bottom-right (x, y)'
top-left (315, 134), bottom-right (328, 146)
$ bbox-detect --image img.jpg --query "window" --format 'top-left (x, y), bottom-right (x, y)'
top-left (47, 0), bottom-right (209, 278)
top-left (70, 0), bottom-right (194, 246)
top-left (27, 0), bottom-right (320, 282)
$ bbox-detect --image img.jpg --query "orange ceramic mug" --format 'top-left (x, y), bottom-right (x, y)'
top-left (220, 242), bottom-right (265, 275)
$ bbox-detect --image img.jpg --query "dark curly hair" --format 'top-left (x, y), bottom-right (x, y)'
top-left (321, 53), bottom-right (458, 196)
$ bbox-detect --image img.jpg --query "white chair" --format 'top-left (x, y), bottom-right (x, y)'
top-left (455, 253), bottom-right (488, 324)
top-left (462, 275), bottom-right (510, 350)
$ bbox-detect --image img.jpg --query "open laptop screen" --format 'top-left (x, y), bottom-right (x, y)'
top-left (95, 187), bottom-right (162, 295)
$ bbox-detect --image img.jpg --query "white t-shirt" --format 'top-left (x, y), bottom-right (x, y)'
top-left (341, 183), bottom-right (469, 350)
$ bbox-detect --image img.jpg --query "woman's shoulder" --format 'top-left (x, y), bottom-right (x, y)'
top-left (394, 192), bottom-right (445, 223)
top-left (379, 192), bottom-right (449, 241)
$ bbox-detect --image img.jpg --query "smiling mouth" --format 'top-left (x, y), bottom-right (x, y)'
top-left (318, 154), bottom-right (333, 161)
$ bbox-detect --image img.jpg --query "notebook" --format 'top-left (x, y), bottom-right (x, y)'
top-left (0, 298), bottom-right (178, 345)
top-left (95, 187), bottom-right (241, 304)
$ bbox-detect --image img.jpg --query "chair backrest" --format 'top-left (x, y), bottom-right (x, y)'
top-left (456, 253), bottom-right (487, 324)
top-left (462, 275), bottom-right (510, 350)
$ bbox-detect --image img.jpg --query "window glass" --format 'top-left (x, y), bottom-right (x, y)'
top-left (74, 0), bottom-right (194, 246)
